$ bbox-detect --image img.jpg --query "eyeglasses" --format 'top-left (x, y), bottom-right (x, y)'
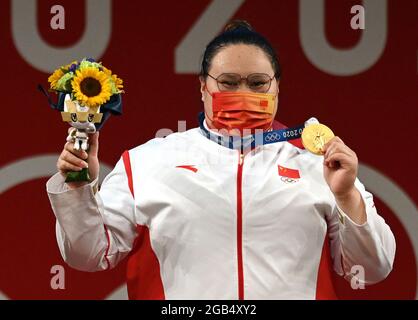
top-left (207, 73), bottom-right (276, 93)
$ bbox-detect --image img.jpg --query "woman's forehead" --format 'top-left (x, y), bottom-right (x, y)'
top-left (209, 44), bottom-right (274, 76)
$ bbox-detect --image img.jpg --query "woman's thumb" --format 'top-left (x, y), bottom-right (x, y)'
top-left (88, 131), bottom-right (99, 156)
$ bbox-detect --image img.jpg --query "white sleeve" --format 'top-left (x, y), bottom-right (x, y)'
top-left (46, 156), bottom-right (137, 272)
top-left (327, 178), bottom-right (396, 285)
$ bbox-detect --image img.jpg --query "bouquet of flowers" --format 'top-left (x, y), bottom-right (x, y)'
top-left (42, 58), bottom-right (125, 182)
top-left (48, 57), bottom-right (124, 108)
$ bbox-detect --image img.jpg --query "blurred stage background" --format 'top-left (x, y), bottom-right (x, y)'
top-left (0, 0), bottom-right (417, 299)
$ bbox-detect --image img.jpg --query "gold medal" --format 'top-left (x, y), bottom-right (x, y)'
top-left (301, 123), bottom-right (335, 155)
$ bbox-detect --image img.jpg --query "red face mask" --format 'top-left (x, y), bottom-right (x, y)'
top-left (205, 88), bottom-right (277, 135)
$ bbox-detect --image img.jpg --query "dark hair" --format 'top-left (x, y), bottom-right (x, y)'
top-left (200, 20), bottom-right (281, 79)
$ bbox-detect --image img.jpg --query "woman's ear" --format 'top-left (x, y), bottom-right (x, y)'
top-left (199, 76), bottom-right (206, 102)
top-left (274, 79), bottom-right (280, 97)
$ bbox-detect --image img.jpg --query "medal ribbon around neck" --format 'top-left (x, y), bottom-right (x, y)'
top-left (198, 111), bottom-right (306, 151)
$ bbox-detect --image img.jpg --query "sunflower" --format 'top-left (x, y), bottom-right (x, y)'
top-left (102, 66), bottom-right (112, 76)
top-left (108, 74), bottom-right (124, 94)
top-left (112, 74), bottom-right (124, 91)
top-left (71, 67), bottom-right (112, 108)
top-left (48, 68), bottom-right (65, 90)
top-left (102, 66), bottom-right (124, 93)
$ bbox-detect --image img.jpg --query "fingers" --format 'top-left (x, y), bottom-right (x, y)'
top-left (323, 136), bottom-right (343, 149)
top-left (57, 129), bottom-right (100, 180)
top-left (325, 144), bottom-right (352, 159)
top-left (66, 127), bottom-right (77, 141)
top-left (61, 150), bottom-right (89, 168)
top-left (324, 152), bottom-right (351, 168)
top-left (323, 136), bottom-right (355, 159)
top-left (322, 136), bottom-right (358, 169)
top-left (57, 158), bottom-right (84, 173)
top-left (58, 141), bottom-right (89, 174)
top-left (64, 142), bottom-right (88, 160)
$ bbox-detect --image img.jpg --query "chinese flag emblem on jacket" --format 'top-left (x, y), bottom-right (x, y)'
top-left (278, 165), bottom-right (300, 179)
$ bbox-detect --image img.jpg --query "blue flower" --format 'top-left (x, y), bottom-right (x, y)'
top-left (69, 64), bottom-right (78, 73)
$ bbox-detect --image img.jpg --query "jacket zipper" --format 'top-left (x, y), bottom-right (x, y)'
top-left (237, 152), bottom-right (245, 300)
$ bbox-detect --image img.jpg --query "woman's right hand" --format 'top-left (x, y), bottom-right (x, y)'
top-left (57, 129), bottom-right (100, 189)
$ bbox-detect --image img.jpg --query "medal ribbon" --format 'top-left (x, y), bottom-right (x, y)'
top-left (198, 111), bottom-right (304, 151)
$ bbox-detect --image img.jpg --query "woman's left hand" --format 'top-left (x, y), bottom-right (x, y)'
top-left (322, 136), bottom-right (358, 198)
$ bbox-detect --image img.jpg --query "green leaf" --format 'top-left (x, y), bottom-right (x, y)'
top-left (56, 72), bottom-right (74, 91)
top-left (109, 78), bottom-right (118, 94)
top-left (79, 59), bottom-right (102, 70)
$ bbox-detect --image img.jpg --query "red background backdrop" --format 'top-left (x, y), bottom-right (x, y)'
top-left (0, 0), bottom-right (417, 299)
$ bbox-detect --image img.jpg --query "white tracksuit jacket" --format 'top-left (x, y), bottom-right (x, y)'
top-left (46, 120), bottom-right (396, 300)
